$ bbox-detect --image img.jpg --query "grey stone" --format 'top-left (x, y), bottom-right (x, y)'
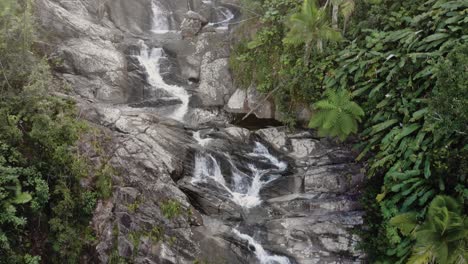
top-left (225, 87), bottom-right (275, 119)
top-left (35, 0), bottom-right (366, 263)
top-left (197, 55), bottom-right (234, 106)
top-left (181, 11), bottom-right (208, 38)
top-left (256, 127), bottom-right (289, 151)
top-left (246, 86), bottom-right (275, 119)
top-left (225, 88), bottom-right (248, 113)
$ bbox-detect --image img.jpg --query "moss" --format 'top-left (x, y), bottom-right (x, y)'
top-left (148, 226), bottom-right (164, 243)
top-left (160, 199), bottom-right (183, 219)
top-left (127, 197), bottom-right (142, 213)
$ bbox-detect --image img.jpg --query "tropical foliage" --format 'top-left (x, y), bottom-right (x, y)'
top-left (308, 89), bottom-right (364, 140)
top-left (390, 196), bottom-right (467, 264)
top-left (231, 0), bottom-right (468, 262)
top-left (0, 1), bottom-right (111, 262)
top-left (283, 0), bottom-right (341, 60)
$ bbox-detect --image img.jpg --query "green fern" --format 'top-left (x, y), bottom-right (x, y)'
top-left (309, 89), bottom-right (364, 141)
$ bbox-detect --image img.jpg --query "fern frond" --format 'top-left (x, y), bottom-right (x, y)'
top-left (314, 100), bottom-right (337, 110)
top-left (308, 88), bottom-right (364, 141)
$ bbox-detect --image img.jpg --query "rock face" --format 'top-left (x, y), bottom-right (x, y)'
top-left (37, 0), bottom-right (237, 109)
top-left (181, 11), bottom-right (208, 38)
top-left (256, 127), bottom-right (365, 263)
top-left (35, 0), bottom-right (365, 263)
top-left (226, 86), bottom-right (276, 119)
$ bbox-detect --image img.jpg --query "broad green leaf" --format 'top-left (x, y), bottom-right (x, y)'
top-left (371, 119), bottom-right (399, 135)
top-left (13, 192), bottom-right (32, 204)
top-left (423, 33), bottom-right (449, 43)
top-left (390, 212), bottom-right (418, 235)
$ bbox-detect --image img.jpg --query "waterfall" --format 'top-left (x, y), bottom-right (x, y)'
top-left (193, 153), bottom-right (226, 186)
top-left (250, 142), bottom-right (287, 172)
top-left (136, 43), bottom-right (190, 121)
top-left (233, 229), bottom-right (291, 264)
top-left (193, 131), bottom-right (213, 147)
top-left (209, 6), bottom-right (235, 29)
top-left (151, 0), bottom-right (169, 33)
top-left (191, 134), bottom-right (287, 209)
top-left (191, 152), bottom-right (280, 208)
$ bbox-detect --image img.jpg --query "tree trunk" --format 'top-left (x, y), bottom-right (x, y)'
top-left (343, 17), bottom-right (348, 34)
top-left (304, 42), bottom-right (311, 66)
top-left (317, 40), bottom-right (323, 53)
top-left (332, 4), bottom-right (339, 29)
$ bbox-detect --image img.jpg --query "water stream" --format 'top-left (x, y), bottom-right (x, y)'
top-left (209, 6), bottom-right (235, 29)
top-left (142, 3), bottom-right (291, 263)
top-left (192, 132), bottom-right (292, 263)
top-left (192, 133), bottom-right (286, 209)
top-left (233, 229), bottom-right (291, 264)
top-left (151, 0), bottom-right (177, 33)
top-left (136, 43), bottom-right (190, 122)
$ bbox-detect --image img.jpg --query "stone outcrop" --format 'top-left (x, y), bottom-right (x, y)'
top-left (37, 0), bottom-right (237, 108)
top-left (178, 126), bottom-right (365, 263)
top-left (256, 127), bottom-right (365, 263)
top-left (35, 0), bottom-right (365, 263)
top-left (181, 11), bottom-right (208, 38)
top-left (226, 86), bottom-right (276, 119)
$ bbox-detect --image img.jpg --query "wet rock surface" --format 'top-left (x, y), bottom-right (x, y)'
top-left (36, 0), bottom-right (365, 263)
top-left (180, 126), bottom-right (365, 263)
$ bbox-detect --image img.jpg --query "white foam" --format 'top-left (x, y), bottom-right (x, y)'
top-left (151, 0), bottom-right (169, 32)
top-left (233, 229), bottom-right (291, 264)
top-left (193, 131), bottom-right (213, 147)
top-left (192, 141), bottom-right (284, 209)
top-left (136, 43), bottom-right (190, 121)
top-left (209, 6), bottom-right (235, 29)
top-left (250, 142), bottom-right (288, 172)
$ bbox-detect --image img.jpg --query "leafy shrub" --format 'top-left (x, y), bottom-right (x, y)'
top-left (429, 44), bottom-right (468, 136)
top-left (391, 195), bottom-right (467, 264)
top-left (0, 0), bottom-right (111, 262)
top-left (283, 0), bottom-right (341, 57)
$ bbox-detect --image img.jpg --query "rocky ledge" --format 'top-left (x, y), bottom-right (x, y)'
top-left (82, 102), bottom-right (365, 263)
top-left (35, 0), bottom-right (366, 263)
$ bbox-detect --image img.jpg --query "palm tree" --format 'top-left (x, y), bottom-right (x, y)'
top-left (330, 0), bottom-right (355, 33)
top-left (308, 89), bottom-right (364, 141)
top-left (283, 0), bottom-right (342, 65)
top-left (391, 195), bottom-right (468, 264)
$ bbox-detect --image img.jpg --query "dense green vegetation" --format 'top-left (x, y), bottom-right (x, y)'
top-left (231, 0), bottom-right (467, 263)
top-left (0, 1), bottom-right (111, 262)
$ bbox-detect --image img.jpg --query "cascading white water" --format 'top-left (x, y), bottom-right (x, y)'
top-left (193, 131), bottom-right (213, 147)
top-left (250, 142), bottom-right (288, 172)
top-left (192, 134), bottom-right (286, 209)
top-left (136, 43), bottom-right (190, 121)
top-left (192, 153), bottom-right (281, 208)
top-left (233, 229), bottom-right (291, 264)
top-left (151, 0), bottom-right (169, 33)
top-left (193, 153), bottom-right (226, 186)
top-left (209, 6), bottom-right (235, 29)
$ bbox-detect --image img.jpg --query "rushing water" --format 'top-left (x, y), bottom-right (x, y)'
top-left (136, 43), bottom-right (190, 121)
top-left (191, 137), bottom-right (286, 209)
top-left (233, 229), bottom-right (292, 264)
top-left (151, 0), bottom-right (167, 32)
top-left (143, 2), bottom-right (291, 262)
top-left (191, 131), bottom-right (292, 263)
top-left (209, 6), bottom-right (235, 29)
top-left (151, 0), bottom-right (173, 33)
